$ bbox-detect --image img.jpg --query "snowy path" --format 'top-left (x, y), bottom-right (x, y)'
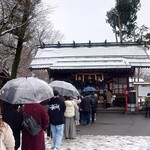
top-left (45, 135), bottom-right (150, 150)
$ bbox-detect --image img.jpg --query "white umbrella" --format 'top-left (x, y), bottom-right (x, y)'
top-left (0, 77), bottom-right (54, 104)
top-left (49, 80), bottom-right (80, 97)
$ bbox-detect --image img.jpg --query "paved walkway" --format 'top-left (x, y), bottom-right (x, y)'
top-left (77, 112), bottom-right (150, 136)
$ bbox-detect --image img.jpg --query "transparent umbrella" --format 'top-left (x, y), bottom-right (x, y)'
top-left (0, 77), bottom-right (54, 104)
top-left (49, 80), bottom-right (80, 97)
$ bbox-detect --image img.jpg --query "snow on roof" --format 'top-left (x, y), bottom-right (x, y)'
top-left (30, 44), bottom-right (150, 70)
top-left (129, 77), bottom-right (144, 83)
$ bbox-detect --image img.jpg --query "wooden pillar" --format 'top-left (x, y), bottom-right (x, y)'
top-left (134, 68), bottom-right (140, 114)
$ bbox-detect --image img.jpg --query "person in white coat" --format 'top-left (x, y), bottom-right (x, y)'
top-left (0, 113), bottom-right (15, 150)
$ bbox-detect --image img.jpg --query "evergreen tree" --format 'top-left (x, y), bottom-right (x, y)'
top-left (106, 0), bottom-right (141, 42)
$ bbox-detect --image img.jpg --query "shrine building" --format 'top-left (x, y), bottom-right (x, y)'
top-left (29, 42), bottom-right (150, 113)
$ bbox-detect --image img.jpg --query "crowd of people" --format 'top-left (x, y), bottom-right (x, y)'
top-left (0, 89), bottom-right (100, 150)
top-left (1, 86), bottom-right (150, 150)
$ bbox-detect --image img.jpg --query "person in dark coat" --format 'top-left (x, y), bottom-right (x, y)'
top-left (40, 99), bottom-right (52, 139)
top-left (20, 103), bottom-right (49, 150)
top-left (90, 93), bottom-right (98, 123)
top-left (80, 95), bottom-right (92, 125)
top-left (78, 96), bottom-right (84, 124)
top-left (48, 90), bottom-right (66, 150)
top-left (145, 93), bottom-right (150, 118)
top-left (1, 102), bottom-right (23, 150)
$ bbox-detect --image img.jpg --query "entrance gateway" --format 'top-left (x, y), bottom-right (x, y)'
top-left (29, 42), bottom-right (150, 113)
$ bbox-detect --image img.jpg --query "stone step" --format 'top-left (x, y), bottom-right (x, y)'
top-left (97, 107), bottom-right (125, 114)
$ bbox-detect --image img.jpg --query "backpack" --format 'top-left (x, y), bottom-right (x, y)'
top-left (22, 112), bottom-right (41, 136)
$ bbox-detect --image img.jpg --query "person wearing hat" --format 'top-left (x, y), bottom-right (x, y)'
top-left (0, 112), bottom-right (15, 150)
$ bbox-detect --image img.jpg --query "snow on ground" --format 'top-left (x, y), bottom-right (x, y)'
top-left (18, 133), bottom-right (150, 150)
top-left (44, 135), bottom-right (150, 150)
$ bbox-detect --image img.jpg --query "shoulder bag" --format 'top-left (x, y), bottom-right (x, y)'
top-left (22, 107), bottom-right (41, 136)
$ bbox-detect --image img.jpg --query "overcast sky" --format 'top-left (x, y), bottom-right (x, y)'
top-left (42, 0), bottom-right (150, 43)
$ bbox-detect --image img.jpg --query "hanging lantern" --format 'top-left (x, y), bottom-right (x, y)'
top-left (82, 75), bottom-right (84, 82)
top-left (97, 74), bottom-right (104, 82)
top-left (102, 74), bottom-right (104, 81)
top-left (78, 75), bottom-right (81, 81)
top-left (97, 76), bottom-right (101, 82)
top-left (88, 75), bottom-right (92, 80)
top-left (95, 75), bottom-right (97, 81)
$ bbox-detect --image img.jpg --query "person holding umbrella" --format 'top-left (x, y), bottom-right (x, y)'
top-left (20, 103), bottom-right (49, 150)
top-left (0, 77), bottom-right (54, 150)
top-left (40, 99), bottom-right (52, 140)
top-left (1, 102), bottom-right (23, 150)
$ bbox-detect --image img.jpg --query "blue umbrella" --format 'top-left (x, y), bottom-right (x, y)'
top-left (82, 86), bottom-right (96, 92)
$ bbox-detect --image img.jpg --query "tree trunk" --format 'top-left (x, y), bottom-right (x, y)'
top-left (114, 26), bottom-right (118, 43)
top-left (118, 14), bottom-right (122, 43)
top-left (11, 38), bottom-right (23, 78)
top-left (10, 5), bottom-right (29, 79)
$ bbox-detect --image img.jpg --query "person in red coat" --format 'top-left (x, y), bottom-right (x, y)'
top-left (20, 103), bottom-right (49, 150)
